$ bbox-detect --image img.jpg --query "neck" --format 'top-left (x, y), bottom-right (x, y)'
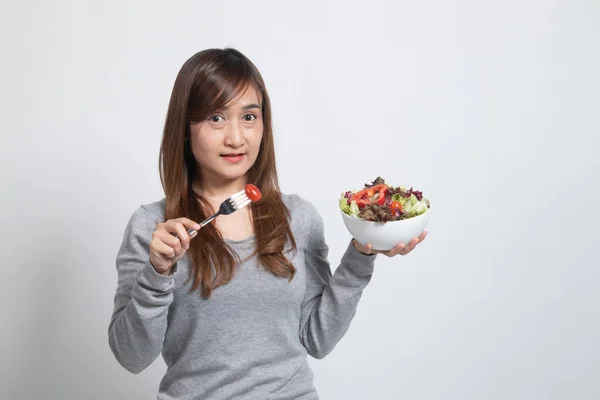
top-left (193, 176), bottom-right (247, 202)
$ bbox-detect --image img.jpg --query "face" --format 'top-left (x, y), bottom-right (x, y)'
top-left (189, 85), bottom-right (263, 187)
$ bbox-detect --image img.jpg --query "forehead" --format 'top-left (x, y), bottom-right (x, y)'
top-left (224, 85), bottom-right (261, 109)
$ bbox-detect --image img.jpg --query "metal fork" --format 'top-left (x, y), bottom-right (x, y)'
top-left (186, 189), bottom-right (252, 239)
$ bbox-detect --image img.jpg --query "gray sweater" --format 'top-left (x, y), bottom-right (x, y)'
top-left (108, 193), bottom-right (376, 400)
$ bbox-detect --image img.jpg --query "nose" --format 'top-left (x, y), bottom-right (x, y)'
top-left (224, 121), bottom-right (245, 148)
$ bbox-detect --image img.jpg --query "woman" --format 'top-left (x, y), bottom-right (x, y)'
top-left (108, 48), bottom-right (427, 400)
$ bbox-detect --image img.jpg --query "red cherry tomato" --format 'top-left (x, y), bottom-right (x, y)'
top-left (245, 184), bottom-right (262, 202)
top-left (390, 201), bottom-right (402, 213)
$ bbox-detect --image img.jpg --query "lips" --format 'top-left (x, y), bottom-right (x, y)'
top-left (221, 153), bottom-right (246, 163)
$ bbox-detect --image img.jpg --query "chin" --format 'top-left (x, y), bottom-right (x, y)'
top-left (220, 166), bottom-right (252, 181)
top-left (208, 155), bottom-right (256, 181)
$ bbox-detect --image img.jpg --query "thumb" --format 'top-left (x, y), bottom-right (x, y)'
top-left (353, 239), bottom-right (373, 255)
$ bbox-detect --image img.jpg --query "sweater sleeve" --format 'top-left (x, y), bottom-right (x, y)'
top-left (108, 205), bottom-right (179, 374)
top-left (298, 204), bottom-right (377, 359)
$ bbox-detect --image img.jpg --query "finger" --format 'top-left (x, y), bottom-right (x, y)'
top-left (172, 222), bottom-right (191, 250)
top-left (365, 243), bottom-right (373, 255)
top-left (383, 243), bottom-right (403, 257)
top-left (154, 229), bottom-right (183, 253)
top-left (384, 242), bottom-right (403, 257)
top-left (176, 218), bottom-right (201, 231)
top-left (162, 219), bottom-right (200, 236)
top-left (407, 237), bottom-right (419, 250)
top-left (151, 240), bottom-right (176, 259)
top-left (397, 243), bottom-right (407, 255)
top-left (399, 238), bottom-right (420, 255)
top-left (418, 230), bottom-right (428, 241)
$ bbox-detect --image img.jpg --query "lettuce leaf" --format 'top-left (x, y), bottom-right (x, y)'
top-left (339, 194), bottom-right (360, 218)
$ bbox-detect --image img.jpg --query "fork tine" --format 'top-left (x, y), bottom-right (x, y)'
top-left (229, 193), bottom-right (250, 207)
top-left (230, 190), bottom-right (246, 200)
top-left (226, 191), bottom-right (250, 207)
top-left (233, 198), bottom-right (251, 210)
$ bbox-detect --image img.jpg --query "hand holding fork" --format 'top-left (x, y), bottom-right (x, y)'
top-left (149, 185), bottom-right (261, 276)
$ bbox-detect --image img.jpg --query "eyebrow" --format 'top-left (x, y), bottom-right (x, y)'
top-left (242, 104), bottom-right (261, 111)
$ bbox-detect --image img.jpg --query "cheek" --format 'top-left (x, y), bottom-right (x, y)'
top-left (189, 139), bottom-right (217, 168)
top-left (190, 129), bottom-right (216, 155)
top-left (189, 139), bottom-right (203, 159)
top-left (249, 124), bottom-right (264, 148)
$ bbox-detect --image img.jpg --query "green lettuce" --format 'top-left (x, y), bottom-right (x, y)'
top-left (339, 195), bottom-right (360, 218)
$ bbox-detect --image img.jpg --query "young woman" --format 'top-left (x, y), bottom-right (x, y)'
top-left (108, 48), bottom-right (427, 400)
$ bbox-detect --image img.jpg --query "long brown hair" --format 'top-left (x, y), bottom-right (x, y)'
top-left (159, 48), bottom-right (297, 298)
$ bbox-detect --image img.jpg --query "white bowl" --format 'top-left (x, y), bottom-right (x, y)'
top-left (341, 198), bottom-right (431, 251)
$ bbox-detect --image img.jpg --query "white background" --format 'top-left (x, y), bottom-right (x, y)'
top-left (2, 1), bottom-right (599, 399)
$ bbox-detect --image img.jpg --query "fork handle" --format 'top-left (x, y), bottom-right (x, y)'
top-left (186, 211), bottom-right (220, 239)
top-left (186, 228), bottom-right (198, 239)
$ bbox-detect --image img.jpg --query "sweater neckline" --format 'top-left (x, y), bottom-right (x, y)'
top-left (224, 234), bottom-right (256, 246)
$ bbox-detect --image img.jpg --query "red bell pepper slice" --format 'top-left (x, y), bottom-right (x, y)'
top-left (349, 184), bottom-right (388, 208)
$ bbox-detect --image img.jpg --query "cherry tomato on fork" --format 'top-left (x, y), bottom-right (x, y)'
top-left (245, 184), bottom-right (262, 202)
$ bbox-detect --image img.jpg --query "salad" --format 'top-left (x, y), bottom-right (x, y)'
top-left (339, 177), bottom-right (429, 222)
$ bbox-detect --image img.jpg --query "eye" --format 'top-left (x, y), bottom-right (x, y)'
top-left (208, 115), bottom-right (224, 123)
top-left (243, 114), bottom-right (257, 122)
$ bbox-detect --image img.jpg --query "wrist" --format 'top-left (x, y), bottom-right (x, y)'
top-left (151, 260), bottom-right (176, 276)
top-left (162, 263), bottom-right (177, 276)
